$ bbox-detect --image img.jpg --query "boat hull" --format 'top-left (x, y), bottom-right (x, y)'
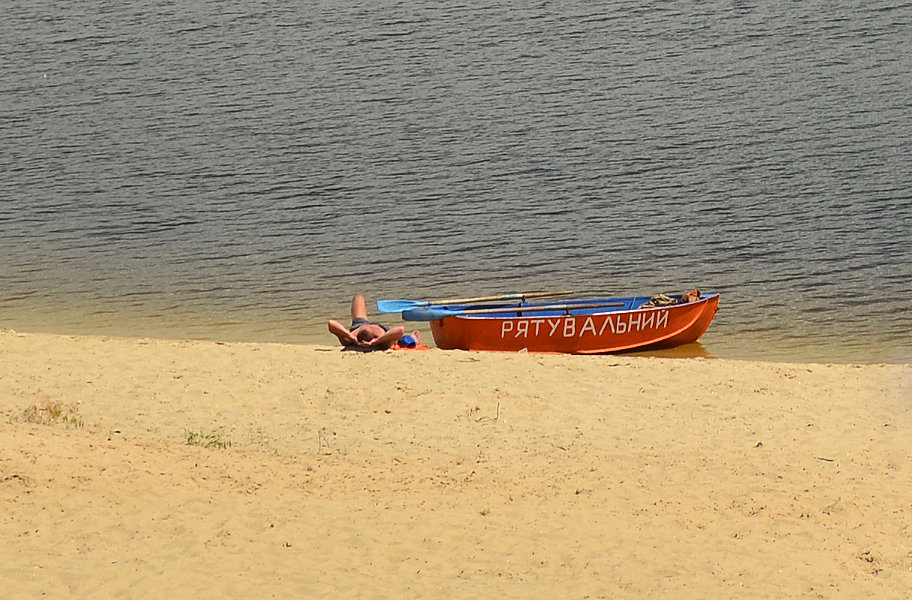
top-left (428, 294), bottom-right (719, 354)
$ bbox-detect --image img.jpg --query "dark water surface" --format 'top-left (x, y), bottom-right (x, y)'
top-left (2, 0), bottom-right (910, 363)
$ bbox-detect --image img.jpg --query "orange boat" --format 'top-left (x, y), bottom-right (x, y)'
top-left (397, 293), bottom-right (720, 354)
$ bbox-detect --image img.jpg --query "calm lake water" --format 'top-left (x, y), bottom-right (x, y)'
top-left (2, 0), bottom-right (910, 363)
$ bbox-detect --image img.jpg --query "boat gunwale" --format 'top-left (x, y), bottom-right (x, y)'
top-left (444, 293), bottom-right (719, 320)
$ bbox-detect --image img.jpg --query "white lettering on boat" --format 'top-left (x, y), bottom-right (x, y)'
top-left (500, 310), bottom-right (670, 339)
top-left (580, 317), bottom-right (598, 336)
top-left (516, 320), bottom-right (529, 337)
top-left (548, 319), bottom-right (561, 335)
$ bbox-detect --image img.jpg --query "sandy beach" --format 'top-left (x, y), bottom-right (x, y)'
top-left (1, 329), bottom-right (910, 598)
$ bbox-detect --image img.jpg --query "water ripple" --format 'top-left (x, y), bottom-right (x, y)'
top-left (0, 0), bottom-right (909, 362)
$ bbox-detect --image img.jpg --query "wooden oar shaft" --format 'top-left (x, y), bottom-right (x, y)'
top-left (434, 290), bottom-right (574, 305)
top-left (453, 301), bottom-right (625, 315)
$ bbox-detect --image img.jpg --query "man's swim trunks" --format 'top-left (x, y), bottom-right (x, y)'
top-left (349, 317), bottom-right (389, 332)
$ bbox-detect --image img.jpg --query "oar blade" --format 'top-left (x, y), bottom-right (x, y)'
top-left (401, 307), bottom-right (457, 321)
top-left (376, 299), bottom-right (427, 313)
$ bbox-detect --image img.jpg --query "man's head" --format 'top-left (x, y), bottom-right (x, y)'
top-left (356, 324), bottom-right (385, 344)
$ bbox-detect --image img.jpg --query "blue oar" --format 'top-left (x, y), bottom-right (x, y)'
top-left (376, 290), bottom-right (573, 313)
top-left (402, 301), bottom-right (626, 321)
